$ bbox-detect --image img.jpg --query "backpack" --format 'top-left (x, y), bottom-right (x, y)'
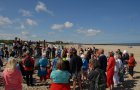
top-left (133, 59), bottom-right (137, 67)
top-left (95, 69), bottom-right (107, 90)
top-left (24, 57), bottom-right (33, 68)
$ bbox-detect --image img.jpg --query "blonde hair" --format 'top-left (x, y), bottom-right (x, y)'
top-left (6, 57), bottom-right (17, 71)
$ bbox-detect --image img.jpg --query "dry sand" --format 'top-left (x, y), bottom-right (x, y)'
top-left (0, 45), bottom-right (140, 90)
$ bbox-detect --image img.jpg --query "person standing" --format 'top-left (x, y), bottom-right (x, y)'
top-left (50, 59), bottom-right (71, 90)
top-left (51, 46), bottom-right (56, 59)
top-left (98, 49), bottom-right (107, 72)
top-left (69, 49), bottom-right (83, 90)
top-left (81, 54), bottom-right (88, 81)
top-left (22, 51), bottom-right (35, 86)
top-left (37, 53), bottom-right (48, 83)
top-left (88, 59), bottom-right (106, 90)
top-left (113, 53), bottom-right (123, 86)
top-left (3, 57), bottom-right (22, 90)
top-left (127, 53), bottom-right (136, 79)
top-left (51, 54), bottom-right (61, 71)
top-left (122, 50), bottom-right (129, 74)
top-left (107, 52), bottom-right (115, 90)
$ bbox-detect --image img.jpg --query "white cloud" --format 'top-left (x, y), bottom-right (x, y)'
top-left (21, 31), bottom-right (29, 36)
top-left (20, 31), bottom-right (31, 40)
top-left (0, 16), bottom-right (13, 25)
top-left (35, 1), bottom-right (53, 15)
top-left (26, 18), bottom-right (37, 26)
top-left (0, 33), bottom-right (16, 40)
top-left (35, 1), bottom-right (47, 12)
top-left (77, 28), bottom-right (101, 36)
top-left (19, 9), bottom-right (32, 16)
top-left (31, 34), bottom-right (37, 38)
top-left (64, 21), bottom-right (73, 28)
top-left (51, 24), bottom-right (64, 30)
top-left (0, 31), bottom-right (37, 40)
top-left (51, 21), bottom-right (74, 31)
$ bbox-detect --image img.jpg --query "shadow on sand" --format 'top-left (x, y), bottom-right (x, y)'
top-left (73, 77), bottom-right (138, 90)
top-left (113, 79), bottom-right (137, 90)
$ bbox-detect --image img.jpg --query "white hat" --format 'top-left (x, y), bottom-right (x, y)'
top-left (123, 50), bottom-right (127, 54)
top-left (42, 53), bottom-right (46, 57)
top-left (81, 54), bottom-right (85, 58)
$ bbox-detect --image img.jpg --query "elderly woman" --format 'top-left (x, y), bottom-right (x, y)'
top-left (3, 57), bottom-right (22, 90)
top-left (88, 59), bottom-right (106, 90)
top-left (50, 59), bottom-right (71, 90)
top-left (113, 53), bottom-right (123, 86)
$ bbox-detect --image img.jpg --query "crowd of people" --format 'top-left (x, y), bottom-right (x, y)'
top-left (0, 38), bottom-right (137, 90)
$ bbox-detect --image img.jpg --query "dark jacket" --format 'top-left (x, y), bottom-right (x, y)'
top-left (122, 53), bottom-right (129, 65)
top-left (69, 55), bottom-right (83, 73)
top-left (98, 54), bottom-right (107, 72)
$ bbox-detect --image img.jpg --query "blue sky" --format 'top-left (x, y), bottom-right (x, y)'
top-left (0, 0), bottom-right (140, 44)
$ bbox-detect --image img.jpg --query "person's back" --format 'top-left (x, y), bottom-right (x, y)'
top-left (38, 54), bottom-right (48, 82)
top-left (122, 53), bottom-right (129, 64)
top-left (3, 58), bottom-right (22, 90)
top-left (122, 50), bottom-right (129, 65)
top-left (22, 55), bottom-right (34, 71)
top-left (70, 55), bottom-right (83, 73)
top-left (88, 68), bottom-right (106, 90)
top-left (88, 59), bottom-right (106, 90)
top-left (39, 57), bottom-right (48, 67)
top-left (98, 49), bottom-right (107, 72)
top-left (22, 52), bottom-right (34, 86)
top-left (98, 54), bottom-right (107, 72)
top-left (3, 68), bottom-right (22, 90)
top-left (51, 70), bottom-right (71, 83)
top-left (69, 50), bottom-right (83, 90)
top-left (50, 59), bottom-right (71, 90)
top-left (63, 60), bottom-right (70, 72)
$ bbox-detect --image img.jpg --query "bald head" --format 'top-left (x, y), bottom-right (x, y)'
top-left (99, 49), bottom-right (104, 54)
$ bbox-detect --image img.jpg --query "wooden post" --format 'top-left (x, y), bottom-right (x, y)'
top-left (43, 40), bottom-right (46, 49)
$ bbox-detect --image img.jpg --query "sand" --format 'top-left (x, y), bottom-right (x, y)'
top-left (0, 45), bottom-right (140, 90)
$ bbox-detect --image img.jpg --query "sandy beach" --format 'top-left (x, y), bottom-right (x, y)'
top-left (0, 45), bottom-right (140, 90)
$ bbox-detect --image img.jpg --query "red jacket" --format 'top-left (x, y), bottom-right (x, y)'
top-left (128, 56), bottom-right (135, 67)
top-left (22, 55), bottom-right (35, 71)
